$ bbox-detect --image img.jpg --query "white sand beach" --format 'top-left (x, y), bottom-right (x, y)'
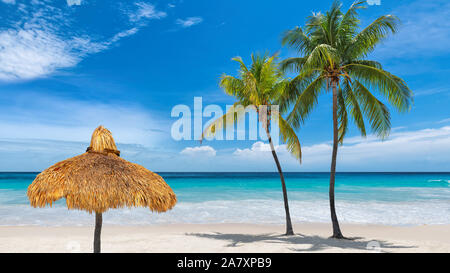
top-left (0, 223), bottom-right (449, 253)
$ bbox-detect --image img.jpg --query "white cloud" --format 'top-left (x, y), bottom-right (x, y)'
top-left (110, 28), bottom-right (139, 43)
top-left (322, 126), bottom-right (450, 171)
top-left (0, 93), bottom-right (166, 146)
top-left (180, 146), bottom-right (217, 157)
top-left (176, 17), bottom-right (203, 28)
top-left (0, 90), bottom-right (175, 171)
top-left (374, 0), bottom-right (450, 58)
top-left (234, 142), bottom-right (276, 156)
top-left (1, 116), bottom-right (449, 171)
top-left (0, 4), bottom-right (97, 81)
top-left (66, 0), bottom-right (81, 6)
top-left (1, 0), bottom-right (15, 4)
top-left (0, 24), bottom-right (111, 81)
top-left (0, 28), bottom-right (77, 81)
top-left (128, 2), bottom-right (167, 22)
top-left (0, 1), bottom-right (166, 82)
top-left (414, 87), bottom-right (449, 97)
top-left (437, 118), bottom-right (450, 124)
top-left (231, 126), bottom-right (450, 171)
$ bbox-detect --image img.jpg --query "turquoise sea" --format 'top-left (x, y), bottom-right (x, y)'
top-left (1, 172), bottom-right (449, 226)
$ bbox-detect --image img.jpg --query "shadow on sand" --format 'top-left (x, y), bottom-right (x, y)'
top-left (186, 232), bottom-right (416, 252)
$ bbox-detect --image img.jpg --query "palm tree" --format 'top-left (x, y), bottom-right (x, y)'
top-left (202, 53), bottom-right (301, 235)
top-left (280, 1), bottom-right (413, 239)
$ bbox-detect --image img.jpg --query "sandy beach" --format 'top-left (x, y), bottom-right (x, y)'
top-left (0, 223), bottom-right (448, 253)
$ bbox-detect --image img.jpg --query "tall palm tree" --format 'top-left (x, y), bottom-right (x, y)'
top-left (280, 1), bottom-right (413, 239)
top-left (202, 53), bottom-right (301, 235)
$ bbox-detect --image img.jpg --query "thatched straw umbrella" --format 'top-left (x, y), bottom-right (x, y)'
top-left (27, 126), bottom-right (177, 253)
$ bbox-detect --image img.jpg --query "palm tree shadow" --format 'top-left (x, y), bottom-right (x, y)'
top-left (186, 232), bottom-right (416, 252)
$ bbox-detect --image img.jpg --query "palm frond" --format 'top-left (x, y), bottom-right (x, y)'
top-left (279, 57), bottom-right (307, 73)
top-left (348, 14), bottom-right (399, 58)
top-left (280, 0), bottom-right (410, 147)
top-left (337, 87), bottom-right (348, 143)
top-left (337, 1), bottom-right (366, 48)
top-left (304, 44), bottom-right (340, 70)
top-left (287, 75), bottom-right (326, 128)
top-left (220, 75), bottom-right (245, 97)
top-left (349, 59), bottom-right (382, 69)
top-left (342, 79), bottom-right (366, 136)
top-left (278, 68), bottom-right (320, 112)
top-left (324, 0), bottom-right (343, 46)
top-left (346, 63), bottom-right (412, 112)
top-left (352, 79), bottom-right (391, 138)
top-left (305, 11), bottom-right (330, 47)
top-left (212, 53), bottom-right (303, 161)
top-left (201, 103), bottom-right (246, 142)
top-left (281, 27), bottom-right (314, 55)
top-left (273, 112), bottom-right (302, 163)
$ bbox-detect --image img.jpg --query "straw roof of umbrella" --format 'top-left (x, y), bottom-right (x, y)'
top-left (27, 126), bottom-right (177, 213)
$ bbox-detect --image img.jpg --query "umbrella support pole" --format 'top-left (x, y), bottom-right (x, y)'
top-left (94, 212), bottom-right (102, 253)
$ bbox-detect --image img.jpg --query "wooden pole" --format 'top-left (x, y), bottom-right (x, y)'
top-left (94, 212), bottom-right (102, 253)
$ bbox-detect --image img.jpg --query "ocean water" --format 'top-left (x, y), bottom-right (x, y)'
top-left (0, 172), bottom-right (449, 226)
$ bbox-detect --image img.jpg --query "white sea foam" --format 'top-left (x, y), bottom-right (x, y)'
top-left (427, 179), bottom-right (450, 184)
top-left (1, 199), bottom-right (449, 226)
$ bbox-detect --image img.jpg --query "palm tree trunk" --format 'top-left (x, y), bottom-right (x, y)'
top-left (330, 81), bottom-right (345, 239)
top-left (265, 126), bottom-right (294, 235)
top-left (94, 212), bottom-right (102, 253)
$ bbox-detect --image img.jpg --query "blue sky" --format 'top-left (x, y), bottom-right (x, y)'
top-left (0, 0), bottom-right (449, 172)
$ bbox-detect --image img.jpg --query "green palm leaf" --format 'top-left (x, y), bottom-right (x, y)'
top-left (203, 53), bottom-right (303, 162)
top-left (348, 14), bottom-right (399, 58)
top-left (277, 113), bottom-right (302, 163)
top-left (287, 75), bottom-right (326, 128)
top-left (345, 63), bottom-right (412, 112)
top-left (342, 80), bottom-right (366, 136)
top-left (352, 79), bottom-right (391, 138)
